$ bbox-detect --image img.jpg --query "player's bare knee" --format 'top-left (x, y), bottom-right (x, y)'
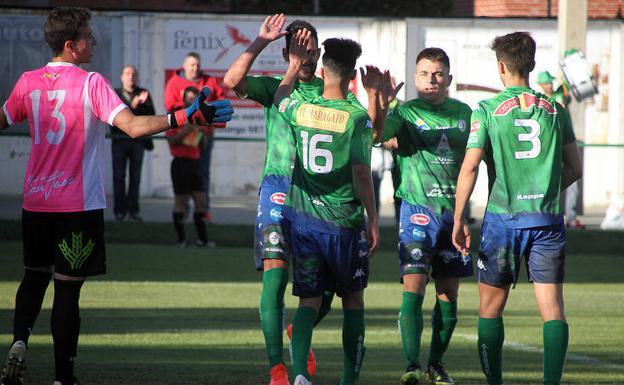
top-left (435, 276), bottom-right (459, 301)
top-left (263, 259), bottom-right (288, 271)
top-left (403, 273), bottom-right (427, 295)
top-left (192, 192), bottom-right (207, 212)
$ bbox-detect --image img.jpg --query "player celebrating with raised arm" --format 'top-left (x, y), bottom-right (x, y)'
top-left (0, 8), bottom-right (232, 385)
top-left (452, 32), bottom-right (582, 385)
top-left (223, 14), bottom-right (372, 385)
top-left (378, 48), bottom-right (472, 385)
top-left (273, 31), bottom-right (379, 385)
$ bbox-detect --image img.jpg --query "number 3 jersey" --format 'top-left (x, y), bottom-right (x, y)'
top-left (277, 96), bottom-right (373, 232)
top-left (3, 62), bottom-right (127, 212)
top-left (468, 86), bottom-right (576, 228)
top-left (382, 97), bottom-right (472, 214)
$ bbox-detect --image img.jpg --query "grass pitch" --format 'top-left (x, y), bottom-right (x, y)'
top-left (0, 230), bottom-right (623, 384)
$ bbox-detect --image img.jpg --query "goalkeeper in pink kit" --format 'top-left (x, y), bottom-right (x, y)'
top-left (0, 7), bottom-right (232, 385)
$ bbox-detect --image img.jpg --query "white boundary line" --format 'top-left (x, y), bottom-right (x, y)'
top-left (455, 333), bottom-right (624, 370)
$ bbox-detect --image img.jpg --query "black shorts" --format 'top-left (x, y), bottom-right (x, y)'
top-left (171, 157), bottom-right (204, 195)
top-left (22, 209), bottom-right (106, 277)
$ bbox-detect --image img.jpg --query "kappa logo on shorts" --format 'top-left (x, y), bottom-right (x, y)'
top-left (270, 192), bottom-right (286, 205)
top-left (477, 259), bottom-right (487, 271)
top-left (353, 268), bottom-right (366, 279)
top-left (58, 232), bottom-right (95, 270)
top-left (410, 213), bottom-right (430, 226)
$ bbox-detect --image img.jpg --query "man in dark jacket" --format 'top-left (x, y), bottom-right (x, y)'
top-left (110, 65), bottom-right (155, 220)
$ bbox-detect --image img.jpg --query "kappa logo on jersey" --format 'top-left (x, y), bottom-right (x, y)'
top-left (270, 192), bottom-right (286, 205)
top-left (296, 104), bottom-right (349, 133)
top-left (493, 93), bottom-right (556, 116)
top-left (410, 213), bottom-right (430, 225)
top-left (43, 72), bottom-right (60, 80)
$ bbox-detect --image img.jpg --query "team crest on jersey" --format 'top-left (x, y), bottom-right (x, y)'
top-left (410, 213), bottom-right (430, 225)
top-left (457, 120), bottom-right (466, 132)
top-left (415, 118), bottom-right (431, 131)
top-left (270, 192), bottom-right (286, 205)
top-left (493, 93), bottom-right (556, 116)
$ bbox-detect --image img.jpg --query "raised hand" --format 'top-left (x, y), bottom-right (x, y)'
top-left (380, 71), bottom-right (404, 108)
top-left (359, 65), bottom-right (383, 95)
top-left (288, 28), bottom-right (313, 68)
top-left (258, 13), bottom-right (287, 42)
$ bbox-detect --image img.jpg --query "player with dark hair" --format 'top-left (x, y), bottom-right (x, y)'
top-left (0, 7), bottom-right (232, 385)
top-left (379, 47), bottom-right (472, 385)
top-left (452, 31), bottom-right (582, 385)
top-left (223, 15), bottom-right (372, 385)
top-left (273, 32), bottom-right (379, 385)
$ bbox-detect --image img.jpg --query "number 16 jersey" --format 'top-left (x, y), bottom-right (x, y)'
top-left (277, 96), bottom-right (372, 232)
top-left (3, 62), bottom-right (127, 213)
top-left (467, 86), bottom-right (576, 228)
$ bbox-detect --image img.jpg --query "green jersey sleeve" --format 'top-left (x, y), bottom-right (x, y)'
top-left (350, 114), bottom-right (373, 166)
top-left (244, 76), bottom-right (279, 108)
top-left (276, 97), bottom-right (301, 126)
top-left (382, 108), bottom-right (404, 141)
top-left (467, 107), bottom-right (490, 150)
top-left (556, 102), bottom-right (576, 145)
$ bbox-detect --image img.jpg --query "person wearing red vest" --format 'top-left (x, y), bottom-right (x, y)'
top-left (164, 52), bottom-right (224, 222)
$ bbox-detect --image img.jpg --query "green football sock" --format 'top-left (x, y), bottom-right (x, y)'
top-left (429, 298), bottom-right (458, 364)
top-left (399, 291), bottom-right (425, 367)
top-left (259, 268), bottom-right (288, 368)
top-left (543, 320), bottom-right (569, 385)
top-left (314, 290), bottom-right (335, 327)
top-left (478, 317), bottom-right (504, 385)
top-left (292, 306), bottom-right (318, 379)
top-left (342, 309), bottom-right (366, 385)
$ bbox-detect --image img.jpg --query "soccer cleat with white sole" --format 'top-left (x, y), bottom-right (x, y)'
top-left (293, 374), bottom-right (312, 385)
top-left (1, 341), bottom-right (27, 385)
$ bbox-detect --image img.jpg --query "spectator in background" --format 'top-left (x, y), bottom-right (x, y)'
top-left (537, 70), bottom-right (585, 229)
top-left (164, 52), bottom-right (224, 222)
top-left (166, 87), bottom-right (214, 248)
top-left (110, 65), bottom-right (155, 221)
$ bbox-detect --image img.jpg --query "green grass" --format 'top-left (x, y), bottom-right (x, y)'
top-left (0, 239), bottom-right (623, 384)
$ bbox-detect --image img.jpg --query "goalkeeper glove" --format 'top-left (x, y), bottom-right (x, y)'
top-left (169, 87), bottom-right (234, 128)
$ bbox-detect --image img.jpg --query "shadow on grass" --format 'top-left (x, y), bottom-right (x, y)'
top-left (0, 240), bottom-right (622, 283)
top-left (9, 334), bottom-right (623, 385)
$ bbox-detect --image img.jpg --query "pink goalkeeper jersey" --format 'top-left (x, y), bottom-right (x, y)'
top-left (2, 62), bottom-right (127, 212)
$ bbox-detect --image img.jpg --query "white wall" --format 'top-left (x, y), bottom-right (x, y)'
top-left (0, 11), bottom-right (621, 209)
